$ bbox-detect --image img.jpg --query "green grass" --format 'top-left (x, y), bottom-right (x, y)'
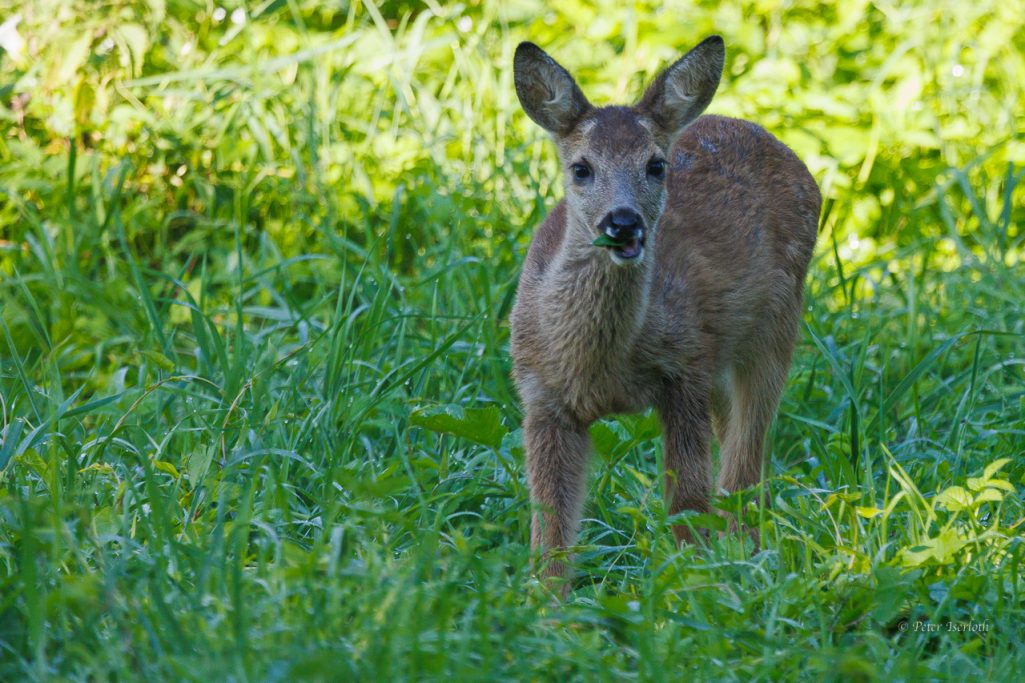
top-left (1, 0), bottom-right (1024, 680)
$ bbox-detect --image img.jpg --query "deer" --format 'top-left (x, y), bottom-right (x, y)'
top-left (509, 35), bottom-right (821, 592)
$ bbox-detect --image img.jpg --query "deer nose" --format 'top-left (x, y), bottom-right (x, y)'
top-left (604, 208), bottom-right (644, 240)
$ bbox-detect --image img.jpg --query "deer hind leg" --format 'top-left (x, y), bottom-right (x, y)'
top-left (657, 378), bottom-right (713, 545)
top-left (523, 408), bottom-right (590, 592)
top-left (716, 347), bottom-right (793, 545)
top-left (710, 374), bottom-right (732, 455)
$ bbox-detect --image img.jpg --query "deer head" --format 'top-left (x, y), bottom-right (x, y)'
top-left (514, 37), bottom-right (725, 264)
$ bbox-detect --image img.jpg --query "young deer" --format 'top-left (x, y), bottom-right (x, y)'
top-left (510, 36), bottom-right (820, 588)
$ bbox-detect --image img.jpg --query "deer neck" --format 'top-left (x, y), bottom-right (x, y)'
top-left (541, 221), bottom-right (654, 364)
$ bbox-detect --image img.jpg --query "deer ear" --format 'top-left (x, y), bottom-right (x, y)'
top-left (637, 36), bottom-right (725, 145)
top-left (514, 42), bottom-right (592, 136)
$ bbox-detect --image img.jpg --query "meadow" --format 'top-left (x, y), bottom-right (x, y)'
top-left (1, 0), bottom-right (1024, 679)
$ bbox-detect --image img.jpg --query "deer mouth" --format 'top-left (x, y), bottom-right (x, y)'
top-left (612, 233), bottom-right (645, 261)
top-left (593, 228), bottom-right (645, 263)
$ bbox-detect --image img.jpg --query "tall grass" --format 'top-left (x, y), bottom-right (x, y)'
top-left (1, 0), bottom-right (1023, 679)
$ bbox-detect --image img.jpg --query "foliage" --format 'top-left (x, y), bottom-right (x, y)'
top-left (1, 0), bottom-right (1024, 679)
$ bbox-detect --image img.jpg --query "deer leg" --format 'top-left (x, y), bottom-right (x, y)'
top-left (717, 351), bottom-right (791, 545)
top-left (657, 379), bottom-right (712, 545)
top-left (523, 408), bottom-right (590, 591)
top-left (718, 354), bottom-right (790, 493)
top-left (710, 377), bottom-right (732, 452)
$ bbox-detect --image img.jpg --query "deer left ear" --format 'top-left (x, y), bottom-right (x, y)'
top-left (637, 36), bottom-right (725, 146)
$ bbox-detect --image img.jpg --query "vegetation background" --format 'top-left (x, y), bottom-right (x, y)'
top-left (1, 0), bottom-right (1023, 679)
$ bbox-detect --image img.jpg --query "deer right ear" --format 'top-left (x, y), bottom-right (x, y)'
top-left (514, 42), bottom-right (592, 136)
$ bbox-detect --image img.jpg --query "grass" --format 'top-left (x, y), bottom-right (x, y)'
top-left (1, 0), bottom-right (1024, 680)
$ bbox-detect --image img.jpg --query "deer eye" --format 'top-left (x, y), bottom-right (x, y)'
top-left (646, 158), bottom-right (667, 180)
top-left (570, 162), bottom-right (592, 182)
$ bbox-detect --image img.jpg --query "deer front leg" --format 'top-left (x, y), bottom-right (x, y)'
top-left (523, 407), bottom-right (590, 591)
top-left (657, 380), bottom-right (712, 545)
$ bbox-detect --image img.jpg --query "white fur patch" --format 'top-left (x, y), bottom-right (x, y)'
top-left (609, 246), bottom-right (645, 266)
top-left (666, 76), bottom-right (696, 108)
top-left (576, 118), bottom-right (598, 137)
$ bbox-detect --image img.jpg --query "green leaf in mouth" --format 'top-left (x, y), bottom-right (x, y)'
top-left (592, 234), bottom-right (628, 248)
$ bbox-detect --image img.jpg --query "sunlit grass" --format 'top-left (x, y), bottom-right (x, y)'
top-left (1, 0), bottom-right (1024, 680)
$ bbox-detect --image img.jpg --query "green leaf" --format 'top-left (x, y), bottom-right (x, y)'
top-left (187, 446), bottom-right (215, 487)
top-left (590, 421), bottom-right (620, 460)
top-left (92, 507), bottom-right (119, 538)
top-left (58, 33), bottom-right (92, 82)
top-left (620, 411), bottom-right (662, 441)
top-left (899, 527), bottom-right (967, 567)
top-left (625, 465), bottom-right (652, 488)
top-left (983, 458), bottom-right (1011, 480)
top-left (592, 234), bottom-right (627, 248)
top-left (141, 350), bottom-right (176, 372)
top-left (934, 486), bottom-right (971, 512)
top-left (931, 527), bottom-right (968, 563)
top-left (73, 78), bottom-right (95, 127)
top-left (410, 404), bottom-right (508, 449)
top-left (973, 488), bottom-right (1004, 505)
top-left (153, 460), bottom-right (180, 478)
top-left (855, 506), bottom-right (883, 518)
top-left (116, 23), bottom-right (149, 76)
top-left (966, 476), bottom-right (986, 492)
top-left (985, 479), bottom-right (1015, 492)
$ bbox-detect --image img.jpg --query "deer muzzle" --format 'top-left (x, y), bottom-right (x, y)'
top-left (599, 208), bottom-right (646, 262)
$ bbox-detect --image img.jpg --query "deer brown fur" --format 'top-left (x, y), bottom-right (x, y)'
top-left (509, 36), bottom-right (821, 591)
